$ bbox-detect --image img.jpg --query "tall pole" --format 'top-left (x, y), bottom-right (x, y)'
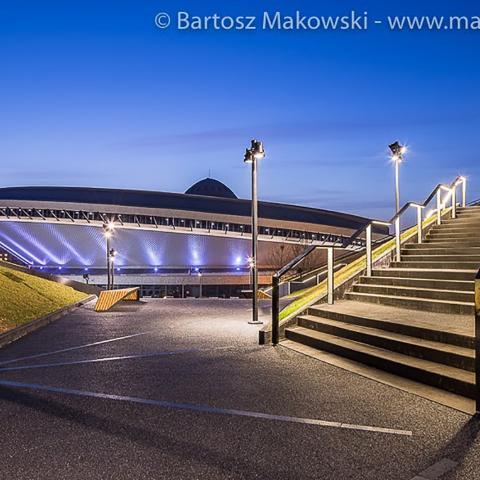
top-left (110, 255), bottom-right (115, 290)
top-left (250, 156), bottom-right (260, 324)
top-left (106, 235), bottom-right (111, 290)
top-left (395, 159), bottom-right (400, 213)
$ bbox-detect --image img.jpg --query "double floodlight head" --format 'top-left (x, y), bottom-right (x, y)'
top-left (244, 139), bottom-right (265, 163)
top-left (389, 141), bottom-right (407, 162)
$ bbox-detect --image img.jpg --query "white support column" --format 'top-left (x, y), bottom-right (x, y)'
top-left (327, 247), bottom-right (334, 305)
top-left (395, 217), bottom-right (401, 262)
top-left (366, 224), bottom-right (372, 277)
top-left (416, 206), bottom-right (423, 244)
top-left (436, 190), bottom-right (442, 225)
top-left (451, 187), bottom-right (457, 219)
top-left (462, 178), bottom-right (467, 208)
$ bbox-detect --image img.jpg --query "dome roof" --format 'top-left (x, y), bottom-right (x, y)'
top-left (185, 178), bottom-right (237, 199)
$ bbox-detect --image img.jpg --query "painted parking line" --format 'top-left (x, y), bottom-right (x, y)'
top-left (0, 331), bottom-right (156, 366)
top-left (0, 379), bottom-right (413, 436)
top-left (0, 345), bottom-right (242, 373)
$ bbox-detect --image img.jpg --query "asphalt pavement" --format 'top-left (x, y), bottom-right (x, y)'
top-left (0, 298), bottom-right (478, 480)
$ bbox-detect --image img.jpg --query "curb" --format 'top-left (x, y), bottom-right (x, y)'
top-left (0, 295), bottom-right (96, 350)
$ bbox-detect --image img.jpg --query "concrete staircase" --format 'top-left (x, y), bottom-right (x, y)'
top-left (285, 206), bottom-right (479, 400)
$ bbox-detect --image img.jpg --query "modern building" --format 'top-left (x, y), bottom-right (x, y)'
top-left (0, 179), bottom-right (387, 297)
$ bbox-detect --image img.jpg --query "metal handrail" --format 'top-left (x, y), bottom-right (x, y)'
top-left (270, 174), bottom-right (468, 345)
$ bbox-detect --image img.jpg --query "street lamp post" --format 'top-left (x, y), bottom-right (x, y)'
top-left (389, 141), bottom-right (407, 213)
top-left (244, 139), bottom-right (265, 325)
top-left (103, 222), bottom-right (115, 290)
top-left (109, 248), bottom-right (117, 289)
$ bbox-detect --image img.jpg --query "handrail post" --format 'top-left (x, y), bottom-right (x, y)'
top-left (475, 270), bottom-right (480, 414)
top-left (395, 217), bottom-right (401, 262)
top-left (272, 275), bottom-right (280, 346)
top-left (366, 223), bottom-right (372, 277)
top-left (327, 247), bottom-right (334, 305)
top-left (462, 177), bottom-right (467, 208)
top-left (451, 187), bottom-right (457, 219)
top-left (436, 190), bottom-right (442, 225)
top-left (416, 206), bottom-right (423, 244)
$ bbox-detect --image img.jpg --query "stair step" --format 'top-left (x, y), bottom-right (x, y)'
top-left (352, 283), bottom-right (473, 303)
top-left (307, 301), bottom-right (474, 348)
top-left (390, 261), bottom-right (480, 269)
top-left (280, 339), bottom-right (475, 414)
top-left (425, 237), bottom-right (480, 243)
top-left (455, 211), bottom-right (480, 218)
top-left (297, 315), bottom-right (474, 371)
top-left (457, 207), bottom-right (480, 212)
top-left (430, 226), bottom-right (480, 233)
top-left (453, 216), bottom-right (480, 222)
top-left (402, 249), bottom-right (480, 257)
top-left (427, 234), bottom-right (480, 241)
top-left (372, 268), bottom-right (476, 281)
top-left (359, 275), bottom-right (474, 292)
top-left (441, 218), bottom-right (480, 225)
top-left (284, 327), bottom-right (475, 398)
top-left (424, 240), bottom-right (480, 247)
top-left (397, 254), bottom-right (480, 262)
top-left (345, 291), bottom-right (474, 315)
top-left (403, 247), bottom-right (480, 255)
top-left (457, 207), bottom-right (480, 213)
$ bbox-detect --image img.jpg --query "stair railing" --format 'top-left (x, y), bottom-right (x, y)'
top-left (364, 175), bottom-right (467, 267)
top-left (270, 175), bottom-right (467, 346)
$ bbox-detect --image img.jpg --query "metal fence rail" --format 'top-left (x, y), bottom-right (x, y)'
top-left (271, 175), bottom-right (468, 346)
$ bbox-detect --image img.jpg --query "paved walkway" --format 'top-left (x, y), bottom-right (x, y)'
top-left (0, 299), bottom-right (478, 479)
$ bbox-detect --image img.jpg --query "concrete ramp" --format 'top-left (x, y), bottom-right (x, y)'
top-left (94, 287), bottom-right (140, 312)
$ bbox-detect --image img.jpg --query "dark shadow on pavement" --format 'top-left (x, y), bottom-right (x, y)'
top-left (0, 385), bottom-right (299, 480)
top-left (429, 414), bottom-right (480, 475)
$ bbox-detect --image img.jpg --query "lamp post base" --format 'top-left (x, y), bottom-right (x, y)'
top-left (248, 320), bottom-right (263, 325)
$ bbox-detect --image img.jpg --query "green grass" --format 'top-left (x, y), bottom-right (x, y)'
top-left (279, 214), bottom-right (438, 321)
top-left (0, 264), bottom-right (88, 333)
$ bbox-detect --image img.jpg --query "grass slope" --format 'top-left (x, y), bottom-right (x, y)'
top-left (0, 265), bottom-right (88, 333)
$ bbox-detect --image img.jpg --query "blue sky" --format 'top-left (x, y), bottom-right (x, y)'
top-left (1, 0), bottom-right (479, 219)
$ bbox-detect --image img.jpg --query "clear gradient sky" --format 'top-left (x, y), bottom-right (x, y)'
top-left (1, 0), bottom-right (479, 220)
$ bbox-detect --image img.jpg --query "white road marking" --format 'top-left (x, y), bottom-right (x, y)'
top-left (0, 379), bottom-right (413, 436)
top-left (0, 331), bottom-right (156, 366)
top-left (0, 345), bottom-right (241, 372)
